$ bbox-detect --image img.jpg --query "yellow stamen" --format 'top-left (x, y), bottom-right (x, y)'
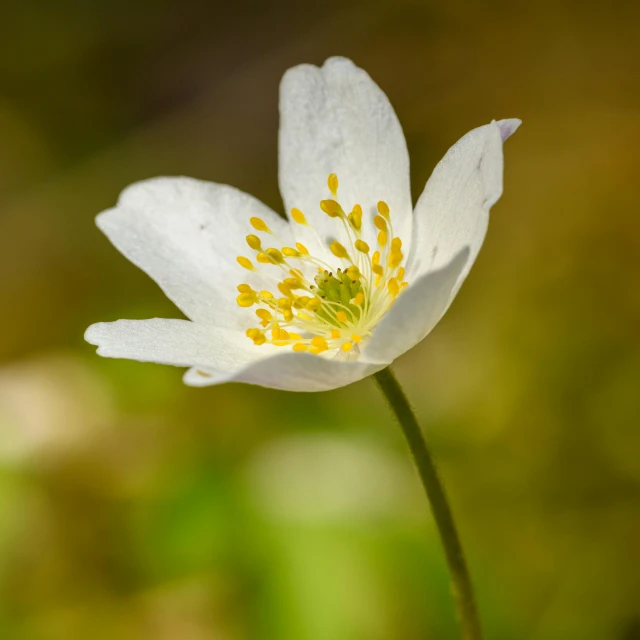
top-left (283, 277), bottom-right (302, 289)
top-left (291, 208), bottom-right (307, 225)
top-left (374, 215), bottom-right (388, 232)
top-left (346, 266), bottom-right (360, 281)
top-left (237, 256), bottom-right (254, 270)
top-left (320, 199), bottom-right (344, 218)
top-left (348, 206), bottom-right (362, 231)
top-left (377, 201), bottom-right (390, 219)
top-left (265, 248), bottom-right (284, 264)
top-left (237, 293), bottom-right (256, 307)
top-left (330, 241), bottom-right (349, 259)
top-left (327, 173), bottom-right (339, 197)
top-left (355, 239), bottom-right (370, 253)
top-left (311, 336), bottom-right (328, 351)
top-left (388, 250), bottom-right (403, 269)
top-left (246, 234), bottom-right (262, 250)
top-left (250, 217), bottom-right (271, 233)
top-left (278, 283), bottom-right (292, 297)
top-left (237, 174), bottom-right (409, 354)
top-left (256, 252), bottom-right (271, 264)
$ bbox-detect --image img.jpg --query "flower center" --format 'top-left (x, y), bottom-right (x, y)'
top-left (235, 174), bottom-right (409, 356)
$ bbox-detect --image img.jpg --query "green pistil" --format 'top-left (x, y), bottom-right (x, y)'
top-left (312, 269), bottom-right (363, 326)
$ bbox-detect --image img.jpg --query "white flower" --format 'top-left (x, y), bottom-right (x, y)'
top-left (85, 57), bottom-right (520, 392)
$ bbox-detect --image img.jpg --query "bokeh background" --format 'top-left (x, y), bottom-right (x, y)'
top-left (1, 0), bottom-right (639, 638)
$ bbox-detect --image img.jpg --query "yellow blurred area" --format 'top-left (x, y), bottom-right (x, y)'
top-left (1, 1), bottom-right (639, 638)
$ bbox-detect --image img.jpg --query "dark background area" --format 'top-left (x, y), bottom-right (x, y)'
top-left (1, 1), bottom-right (639, 638)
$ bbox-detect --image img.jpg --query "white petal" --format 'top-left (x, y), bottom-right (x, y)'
top-left (362, 249), bottom-right (470, 363)
top-left (97, 177), bottom-right (293, 328)
top-left (279, 57), bottom-right (412, 257)
top-left (406, 119), bottom-right (520, 290)
top-left (187, 351), bottom-right (386, 392)
top-left (85, 318), bottom-right (262, 371)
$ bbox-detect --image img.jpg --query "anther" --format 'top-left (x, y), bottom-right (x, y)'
top-left (328, 173), bottom-right (339, 197)
top-left (265, 248), bottom-right (285, 264)
top-left (320, 200), bottom-right (344, 218)
top-left (250, 217), bottom-right (271, 233)
top-left (283, 277), bottom-right (302, 289)
top-left (355, 239), bottom-right (370, 253)
top-left (237, 293), bottom-right (257, 307)
top-left (237, 256), bottom-right (254, 270)
top-left (296, 242), bottom-right (310, 255)
top-left (373, 216), bottom-right (388, 232)
top-left (246, 234), bottom-right (262, 250)
top-left (311, 336), bottom-right (329, 351)
top-left (291, 208), bottom-right (307, 225)
top-left (336, 311), bottom-right (348, 323)
top-left (330, 241), bottom-right (349, 259)
top-left (256, 253), bottom-right (271, 264)
top-left (346, 266), bottom-right (360, 281)
top-left (377, 201), bottom-right (390, 219)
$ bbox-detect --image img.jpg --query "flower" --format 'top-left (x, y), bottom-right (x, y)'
top-left (85, 57), bottom-right (520, 392)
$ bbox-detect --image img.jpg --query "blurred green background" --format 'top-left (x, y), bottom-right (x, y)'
top-left (1, 0), bottom-right (639, 638)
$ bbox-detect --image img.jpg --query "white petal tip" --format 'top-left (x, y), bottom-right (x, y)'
top-left (84, 323), bottom-right (102, 346)
top-left (496, 118), bottom-right (522, 142)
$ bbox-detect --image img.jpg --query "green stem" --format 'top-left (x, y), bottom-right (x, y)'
top-left (373, 366), bottom-right (483, 640)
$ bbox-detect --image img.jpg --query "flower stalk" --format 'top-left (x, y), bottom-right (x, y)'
top-left (373, 366), bottom-right (483, 640)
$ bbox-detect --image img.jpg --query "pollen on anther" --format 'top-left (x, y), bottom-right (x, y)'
top-left (246, 234), bottom-right (262, 250)
top-left (377, 201), bottom-right (390, 219)
top-left (250, 217), bottom-right (271, 233)
top-left (328, 173), bottom-right (339, 197)
top-left (330, 241), bottom-right (349, 259)
top-left (237, 256), bottom-right (254, 270)
top-left (320, 200), bottom-right (343, 218)
top-left (291, 208), bottom-right (307, 225)
top-left (355, 239), bottom-right (370, 253)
